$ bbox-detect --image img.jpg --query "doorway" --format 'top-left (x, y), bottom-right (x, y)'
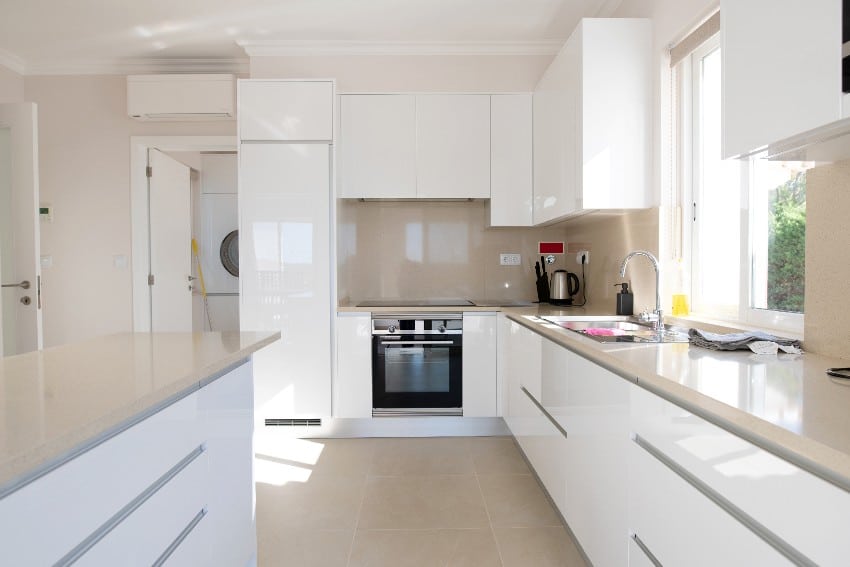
top-left (130, 136), bottom-right (237, 332)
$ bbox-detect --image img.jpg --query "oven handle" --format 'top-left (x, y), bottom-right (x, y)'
top-left (381, 340), bottom-right (455, 346)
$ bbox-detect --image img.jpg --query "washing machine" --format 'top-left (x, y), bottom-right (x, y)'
top-left (199, 154), bottom-right (239, 295)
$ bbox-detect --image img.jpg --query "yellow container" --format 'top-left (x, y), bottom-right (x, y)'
top-left (671, 294), bottom-right (690, 316)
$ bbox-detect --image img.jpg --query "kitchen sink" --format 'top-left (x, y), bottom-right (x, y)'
top-left (539, 316), bottom-right (690, 344)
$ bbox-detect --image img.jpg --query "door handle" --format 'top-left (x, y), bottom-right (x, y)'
top-left (2, 280), bottom-right (30, 289)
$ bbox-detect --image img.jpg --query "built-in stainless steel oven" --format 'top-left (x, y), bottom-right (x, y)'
top-left (371, 314), bottom-right (463, 417)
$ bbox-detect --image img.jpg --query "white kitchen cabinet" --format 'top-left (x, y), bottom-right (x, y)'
top-left (339, 94), bottom-right (417, 199)
top-left (630, 384), bottom-right (846, 566)
top-left (416, 94), bottom-right (491, 199)
top-left (500, 316), bottom-right (541, 430)
top-left (239, 142), bottom-right (332, 420)
top-left (540, 339), bottom-right (629, 567)
top-left (0, 362), bottom-right (256, 566)
top-left (489, 94), bottom-right (533, 227)
top-left (533, 18), bottom-right (652, 224)
top-left (629, 439), bottom-right (791, 566)
top-left (337, 94), bottom-right (491, 199)
top-left (239, 80), bottom-right (334, 141)
top-left (721, 0), bottom-right (843, 158)
top-left (462, 312), bottom-right (498, 417)
top-left (335, 312), bottom-right (373, 418)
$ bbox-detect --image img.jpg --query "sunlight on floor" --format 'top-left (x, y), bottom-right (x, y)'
top-left (254, 436), bottom-right (326, 486)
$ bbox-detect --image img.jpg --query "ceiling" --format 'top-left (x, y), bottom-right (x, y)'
top-left (0, 0), bottom-right (622, 75)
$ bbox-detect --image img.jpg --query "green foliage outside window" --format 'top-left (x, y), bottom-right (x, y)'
top-left (767, 172), bottom-right (806, 312)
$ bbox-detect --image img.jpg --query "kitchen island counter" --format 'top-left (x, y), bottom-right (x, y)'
top-left (0, 331), bottom-right (278, 494)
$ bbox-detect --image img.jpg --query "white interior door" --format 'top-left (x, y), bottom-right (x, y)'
top-left (148, 149), bottom-right (192, 332)
top-left (0, 103), bottom-right (43, 356)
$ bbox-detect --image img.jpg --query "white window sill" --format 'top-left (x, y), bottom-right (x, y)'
top-left (665, 312), bottom-right (803, 342)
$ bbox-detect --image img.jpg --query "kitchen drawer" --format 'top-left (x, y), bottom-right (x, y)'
top-left (75, 447), bottom-right (209, 566)
top-left (632, 385), bottom-right (845, 565)
top-left (0, 392), bottom-right (203, 564)
top-left (629, 440), bottom-right (791, 566)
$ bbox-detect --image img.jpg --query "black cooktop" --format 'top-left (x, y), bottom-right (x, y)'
top-left (356, 299), bottom-right (475, 307)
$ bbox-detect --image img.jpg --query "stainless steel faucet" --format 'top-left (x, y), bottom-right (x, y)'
top-left (619, 250), bottom-right (663, 331)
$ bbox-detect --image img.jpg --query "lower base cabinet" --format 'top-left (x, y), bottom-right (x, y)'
top-left (0, 361), bottom-right (256, 566)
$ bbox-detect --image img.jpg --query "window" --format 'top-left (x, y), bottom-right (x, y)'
top-left (676, 27), bottom-right (809, 332)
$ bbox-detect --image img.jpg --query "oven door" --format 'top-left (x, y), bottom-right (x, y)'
top-left (372, 334), bottom-right (462, 416)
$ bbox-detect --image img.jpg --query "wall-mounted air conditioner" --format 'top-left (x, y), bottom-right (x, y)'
top-left (127, 74), bottom-right (235, 121)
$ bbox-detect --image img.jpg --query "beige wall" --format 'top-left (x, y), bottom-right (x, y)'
top-left (250, 54), bottom-right (553, 92)
top-left (804, 160), bottom-right (850, 358)
top-left (0, 64), bottom-right (24, 103)
top-left (338, 200), bottom-right (571, 303)
top-left (24, 75), bottom-right (234, 347)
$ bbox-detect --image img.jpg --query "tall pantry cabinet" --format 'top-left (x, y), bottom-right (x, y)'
top-left (238, 80), bottom-right (334, 422)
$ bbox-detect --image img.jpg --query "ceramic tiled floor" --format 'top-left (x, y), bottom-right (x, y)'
top-left (254, 436), bottom-right (587, 567)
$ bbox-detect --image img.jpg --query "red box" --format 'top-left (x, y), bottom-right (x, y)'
top-left (538, 242), bottom-right (565, 254)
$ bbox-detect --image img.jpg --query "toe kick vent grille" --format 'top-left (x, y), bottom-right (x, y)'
top-left (264, 418), bottom-right (322, 427)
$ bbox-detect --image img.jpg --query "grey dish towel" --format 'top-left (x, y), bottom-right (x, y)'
top-left (688, 328), bottom-right (802, 351)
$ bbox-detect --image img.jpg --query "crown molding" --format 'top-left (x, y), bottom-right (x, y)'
top-left (0, 48), bottom-right (27, 74)
top-left (18, 57), bottom-right (249, 76)
top-left (237, 39), bottom-right (563, 57)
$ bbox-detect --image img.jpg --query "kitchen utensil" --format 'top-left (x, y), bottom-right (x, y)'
top-left (550, 269), bottom-right (580, 305)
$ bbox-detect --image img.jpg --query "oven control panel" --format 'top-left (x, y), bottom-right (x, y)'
top-left (372, 314), bottom-right (463, 335)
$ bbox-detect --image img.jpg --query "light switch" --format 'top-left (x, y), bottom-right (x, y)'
top-left (40, 255), bottom-right (53, 268)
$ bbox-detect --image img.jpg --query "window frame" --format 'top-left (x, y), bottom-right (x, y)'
top-left (678, 34), bottom-right (804, 334)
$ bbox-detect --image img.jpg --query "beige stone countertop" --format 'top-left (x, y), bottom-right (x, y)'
top-left (503, 307), bottom-right (850, 490)
top-left (0, 331), bottom-right (279, 494)
top-left (338, 300), bottom-right (567, 313)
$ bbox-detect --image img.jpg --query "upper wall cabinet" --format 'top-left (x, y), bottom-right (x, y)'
top-left (721, 0), bottom-right (844, 159)
top-left (533, 18), bottom-right (652, 225)
top-left (339, 94), bottom-right (417, 199)
top-left (239, 80), bottom-right (334, 141)
top-left (489, 94), bottom-right (533, 227)
top-left (338, 94), bottom-right (490, 199)
top-left (416, 95), bottom-right (491, 199)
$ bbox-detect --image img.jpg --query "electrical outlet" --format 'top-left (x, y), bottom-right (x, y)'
top-left (576, 251), bottom-right (590, 265)
top-left (499, 253), bottom-right (522, 266)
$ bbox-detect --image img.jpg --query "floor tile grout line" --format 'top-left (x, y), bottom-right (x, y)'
top-left (344, 445), bottom-right (375, 567)
top-left (474, 465), bottom-right (507, 567)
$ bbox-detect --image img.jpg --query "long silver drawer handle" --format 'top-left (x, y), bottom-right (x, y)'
top-left (520, 386), bottom-right (568, 439)
top-left (152, 507), bottom-right (208, 567)
top-left (632, 434), bottom-right (814, 567)
top-left (630, 533), bottom-right (663, 566)
top-left (381, 340), bottom-right (455, 345)
top-left (54, 444), bottom-right (207, 566)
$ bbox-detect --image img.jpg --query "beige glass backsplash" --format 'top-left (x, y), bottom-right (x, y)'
top-left (337, 200), bottom-right (573, 303)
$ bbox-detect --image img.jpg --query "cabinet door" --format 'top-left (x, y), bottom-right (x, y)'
top-left (629, 440), bottom-right (792, 566)
top-left (335, 312), bottom-right (373, 418)
top-left (500, 318), bottom-right (541, 430)
top-left (416, 95), bottom-right (491, 199)
top-left (239, 143), bottom-right (331, 419)
top-left (542, 343), bottom-right (630, 567)
top-left (490, 94), bottom-right (533, 226)
top-left (721, 0), bottom-right (841, 158)
top-left (462, 312), bottom-right (498, 417)
top-left (339, 95), bottom-right (417, 199)
top-left (239, 80), bottom-right (334, 141)
top-left (533, 33), bottom-right (579, 224)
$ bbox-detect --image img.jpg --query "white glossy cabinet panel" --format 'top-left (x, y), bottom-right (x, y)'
top-left (489, 94), bottom-right (533, 227)
top-left (339, 95), bottom-right (416, 199)
top-left (0, 393), bottom-right (203, 564)
top-left (239, 80), bottom-right (333, 141)
top-left (462, 312), bottom-right (497, 417)
top-left (500, 317), bottom-right (542, 432)
top-left (0, 362), bottom-right (256, 566)
top-left (335, 312), bottom-right (373, 418)
top-left (533, 18), bottom-right (651, 224)
top-left (721, 0), bottom-right (842, 158)
top-left (629, 440), bottom-right (790, 566)
top-left (200, 361), bottom-right (257, 566)
top-left (540, 341), bottom-right (629, 567)
top-left (239, 143), bottom-right (331, 419)
top-left (416, 95), bottom-right (491, 199)
top-left (631, 385), bottom-right (846, 566)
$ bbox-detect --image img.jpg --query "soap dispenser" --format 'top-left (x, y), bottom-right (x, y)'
top-left (614, 282), bottom-right (634, 316)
